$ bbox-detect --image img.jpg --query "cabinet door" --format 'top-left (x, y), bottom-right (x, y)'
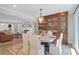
top-left (60, 15), bottom-right (67, 44)
top-left (53, 16), bottom-right (59, 36)
top-left (48, 17), bottom-right (53, 31)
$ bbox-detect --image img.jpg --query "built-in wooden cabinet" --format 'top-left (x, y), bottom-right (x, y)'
top-left (38, 11), bottom-right (68, 45)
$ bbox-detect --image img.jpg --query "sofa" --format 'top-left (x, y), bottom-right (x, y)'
top-left (0, 32), bottom-right (13, 43)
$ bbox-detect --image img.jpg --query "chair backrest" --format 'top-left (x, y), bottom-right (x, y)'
top-left (55, 39), bottom-right (59, 47)
top-left (59, 32), bottom-right (63, 46)
top-left (42, 30), bottom-right (46, 36)
top-left (47, 30), bottom-right (52, 36)
top-left (22, 33), bottom-right (28, 43)
top-left (22, 32), bottom-right (29, 54)
top-left (58, 32), bottom-right (63, 55)
top-left (28, 30), bottom-right (40, 55)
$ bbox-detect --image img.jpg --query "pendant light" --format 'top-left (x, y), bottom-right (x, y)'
top-left (38, 8), bottom-right (44, 23)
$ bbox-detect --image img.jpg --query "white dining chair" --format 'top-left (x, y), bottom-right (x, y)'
top-left (22, 32), bottom-right (29, 54)
top-left (47, 30), bottom-right (53, 36)
top-left (28, 30), bottom-right (44, 55)
top-left (58, 32), bottom-right (63, 55)
top-left (49, 39), bottom-right (59, 55)
top-left (49, 32), bottom-right (63, 55)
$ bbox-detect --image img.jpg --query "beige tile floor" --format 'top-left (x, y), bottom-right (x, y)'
top-left (0, 38), bottom-right (75, 55)
top-left (0, 38), bottom-right (22, 55)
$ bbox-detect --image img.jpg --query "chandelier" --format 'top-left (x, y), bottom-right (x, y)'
top-left (38, 8), bottom-right (44, 23)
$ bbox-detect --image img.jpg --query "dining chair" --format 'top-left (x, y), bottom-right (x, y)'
top-left (49, 32), bottom-right (63, 55)
top-left (42, 30), bottom-right (46, 36)
top-left (47, 30), bottom-right (53, 36)
top-left (22, 32), bottom-right (29, 54)
top-left (28, 30), bottom-right (44, 55)
top-left (58, 32), bottom-right (63, 55)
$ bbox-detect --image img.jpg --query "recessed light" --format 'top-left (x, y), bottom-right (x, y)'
top-left (13, 5), bottom-right (16, 7)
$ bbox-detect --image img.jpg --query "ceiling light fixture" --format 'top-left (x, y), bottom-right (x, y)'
top-left (13, 5), bottom-right (16, 7)
top-left (38, 8), bottom-right (44, 23)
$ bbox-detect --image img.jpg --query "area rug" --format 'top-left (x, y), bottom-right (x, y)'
top-left (8, 43), bottom-right (24, 55)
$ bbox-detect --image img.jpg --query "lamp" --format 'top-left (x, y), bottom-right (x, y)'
top-left (38, 8), bottom-right (44, 23)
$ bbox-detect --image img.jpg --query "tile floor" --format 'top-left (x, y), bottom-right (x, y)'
top-left (0, 38), bottom-right (75, 55)
top-left (0, 38), bottom-right (22, 55)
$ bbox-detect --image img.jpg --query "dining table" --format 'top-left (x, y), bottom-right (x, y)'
top-left (38, 35), bottom-right (56, 55)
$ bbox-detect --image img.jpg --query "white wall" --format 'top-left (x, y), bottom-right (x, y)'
top-left (73, 6), bottom-right (79, 54)
top-left (0, 12), bottom-right (36, 33)
top-left (73, 6), bottom-right (79, 49)
top-left (68, 12), bottom-right (74, 44)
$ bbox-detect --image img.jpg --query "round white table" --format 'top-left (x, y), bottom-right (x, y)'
top-left (39, 36), bottom-right (56, 55)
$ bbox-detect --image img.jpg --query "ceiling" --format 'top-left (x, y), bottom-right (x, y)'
top-left (0, 4), bottom-right (78, 21)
